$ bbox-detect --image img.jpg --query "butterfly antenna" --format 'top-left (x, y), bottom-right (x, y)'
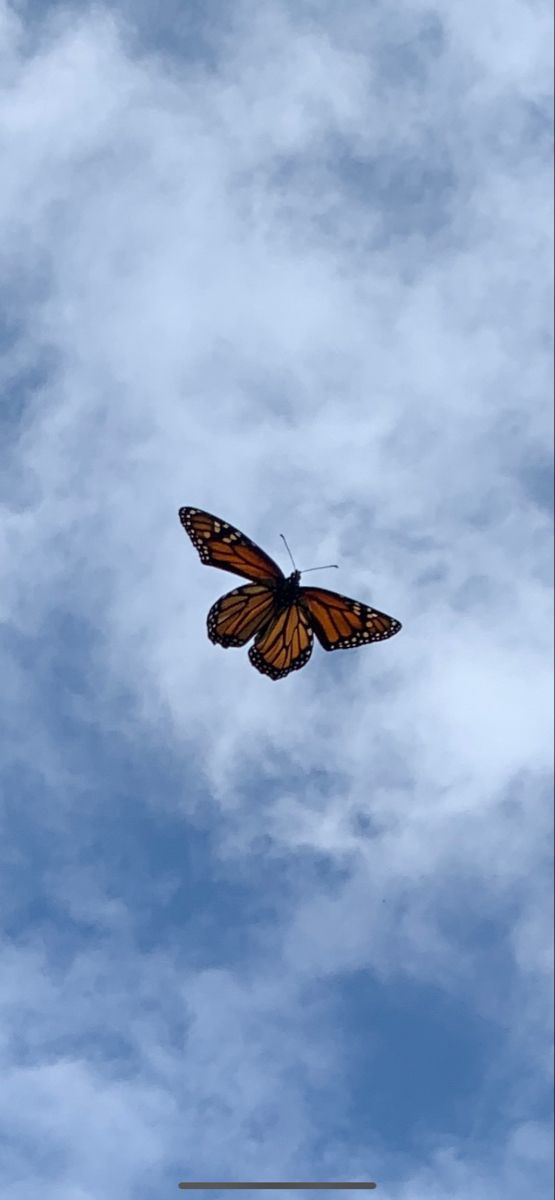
top-left (280, 533), bottom-right (297, 572)
top-left (299, 563), bottom-right (339, 574)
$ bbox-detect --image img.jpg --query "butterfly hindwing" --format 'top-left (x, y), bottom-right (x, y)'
top-left (207, 583), bottom-right (277, 647)
top-left (179, 507), bottom-right (283, 582)
top-left (300, 586), bottom-right (402, 651)
top-left (248, 602), bottom-right (313, 679)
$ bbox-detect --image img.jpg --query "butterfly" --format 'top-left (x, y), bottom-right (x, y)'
top-left (179, 506), bottom-right (402, 680)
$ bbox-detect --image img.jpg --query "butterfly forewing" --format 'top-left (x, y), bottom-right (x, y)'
top-left (179, 507), bottom-right (283, 582)
top-left (300, 586), bottom-right (402, 651)
top-left (248, 602), bottom-right (313, 679)
top-left (207, 583), bottom-right (277, 647)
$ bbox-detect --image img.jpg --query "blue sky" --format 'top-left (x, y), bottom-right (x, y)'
top-left (1, 1), bottom-right (553, 1197)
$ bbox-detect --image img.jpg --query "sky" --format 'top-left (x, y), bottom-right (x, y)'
top-left (0, 0), bottom-right (553, 1197)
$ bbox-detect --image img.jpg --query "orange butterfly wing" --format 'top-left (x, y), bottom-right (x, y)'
top-left (207, 583), bottom-right (278, 647)
top-left (249, 604), bottom-right (314, 681)
top-left (300, 586), bottom-right (402, 651)
top-left (179, 507), bottom-right (283, 582)
top-left (248, 602), bottom-right (313, 679)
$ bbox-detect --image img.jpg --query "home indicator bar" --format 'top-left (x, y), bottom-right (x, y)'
top-left (178, 1185), bottom-right (377, 1191)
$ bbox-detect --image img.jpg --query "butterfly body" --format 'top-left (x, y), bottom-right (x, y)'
top-left (179, 506), bottom-right (401, 679)
top-left (273, 570), bottom-right (302, 607)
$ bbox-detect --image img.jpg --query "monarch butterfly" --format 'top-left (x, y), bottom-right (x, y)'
top-left (179, 506), bottom-right (401, 679)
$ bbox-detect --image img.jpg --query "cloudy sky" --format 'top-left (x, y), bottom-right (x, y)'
top-left (1, 0), bottom-right (553, 1197)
